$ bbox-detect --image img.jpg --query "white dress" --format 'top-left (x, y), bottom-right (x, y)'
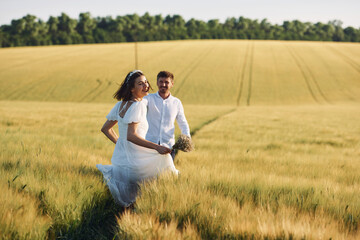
top-left (96, 100), bottom-right (178, 207)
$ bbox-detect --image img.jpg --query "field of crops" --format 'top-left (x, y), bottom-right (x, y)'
top-left (1, 40), bottom-right (359, 105)
top-left (1, 40), bottom-right (359, 239)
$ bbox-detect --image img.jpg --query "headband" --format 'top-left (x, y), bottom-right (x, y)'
top-left (125, 70), bottom-right (142, 84)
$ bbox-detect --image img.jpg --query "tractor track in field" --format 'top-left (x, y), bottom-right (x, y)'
top-left (79, 79), bottom-right (114, 102)
top-left (173, 47), bottom-right (214, 96)
top-left (235, 41), bottom-right (254, 106)
top-left (0, 48), bottom-right (87, 73)
top-left (236, 42), bottom-right (251, 106)
top-left (286, 45), bottom-right (319, 103)
top-left (314, 47), bottom-right (357, 102)
top-left (87, 80), bottom-right (114, 102)
top-left (3, 46), bottom-right (136, 102)
top-left (4, 51), bottom-right (99, 101)
top-left (79, 79), bottom-right (103, 102)
top-left (190, 108), bottom-right (237, 137)
top-left (246, 42), bottom-right (255, 106)
top-left (270, 44), bottom-right (281, 102)
top-left (326, 45), bottom-right (360, 74)
top-left (286, 45), bottom-right (331, 105)
top-left (137, 44), bottom-right (175, 68)
top-left (44, 85), bottom-right (58, 101)
top-left (5, 74), bottom-right (54, 100)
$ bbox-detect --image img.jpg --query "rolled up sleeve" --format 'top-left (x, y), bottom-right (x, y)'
top-left (176, 102), bottom-right (190, 137)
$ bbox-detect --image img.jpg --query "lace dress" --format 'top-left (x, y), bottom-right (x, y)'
top-left (96, 100), bottom-right (178, 207)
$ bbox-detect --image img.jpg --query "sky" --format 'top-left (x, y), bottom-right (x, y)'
top-left (0, 0), bottom-right (359, 28)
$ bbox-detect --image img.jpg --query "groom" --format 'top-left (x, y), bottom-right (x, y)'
top-left (144, 70), bottom-right (191, 159)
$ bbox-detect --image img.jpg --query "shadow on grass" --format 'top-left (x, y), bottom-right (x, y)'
top-left (46, 165), bottom-right (127, 240)
top-left (48, 189), bottom-right (124, 240)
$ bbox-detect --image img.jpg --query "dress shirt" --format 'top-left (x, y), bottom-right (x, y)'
top-left (144, 92), bottom-right (190, 148)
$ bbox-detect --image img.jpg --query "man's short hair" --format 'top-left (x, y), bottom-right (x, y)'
top-left (157, 71), bottom-right (174, 81)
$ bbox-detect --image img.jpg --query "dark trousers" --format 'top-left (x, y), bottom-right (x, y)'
top-left (171, 149), bottom-right (176, 160)
top-left (159, 142), bottom-right (176, 160)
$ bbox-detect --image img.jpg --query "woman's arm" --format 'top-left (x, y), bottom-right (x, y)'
top-left (101, 120), bottom-right (118, 144)
top-left (127, 122), bottom-right (171, 155)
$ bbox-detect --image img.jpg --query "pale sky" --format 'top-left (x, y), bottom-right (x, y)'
top-left (0, 0), bottom-right (359, 28)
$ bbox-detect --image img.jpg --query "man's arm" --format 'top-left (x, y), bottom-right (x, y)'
top-left (176, 101), bottom-right (191, 137)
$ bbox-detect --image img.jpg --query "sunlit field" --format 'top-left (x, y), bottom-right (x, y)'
top-left (0, 100), bottom-right (233, 239)
top-left (130, 105), bottom-right (359, 239)
top-left (0, 40), bottom-right (359, 239)
top-left (0, 40), bottom-right (359, 105)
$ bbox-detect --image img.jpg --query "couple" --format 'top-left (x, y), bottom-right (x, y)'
top-left (96, 70), bottom-right (191, 207)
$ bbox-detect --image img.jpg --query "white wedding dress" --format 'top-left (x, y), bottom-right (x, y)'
top-left (96, 100), bottom-right (178, 207)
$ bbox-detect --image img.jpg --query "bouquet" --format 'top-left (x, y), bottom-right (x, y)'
top-left (172, 134), bottom-right (194, 152)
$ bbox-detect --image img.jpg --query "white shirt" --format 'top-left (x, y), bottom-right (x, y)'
top-left (144, 92), bottom-right (190, 148)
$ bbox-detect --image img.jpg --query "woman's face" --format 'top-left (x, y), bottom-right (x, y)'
top-left (131, 75), bottom-right (149, 100)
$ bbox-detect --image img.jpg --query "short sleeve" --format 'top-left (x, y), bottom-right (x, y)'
top-left (123, 101), bottom-right (146, 124)
top-left (142, 97), bottom-right (149, 107)
top-left (106, 101), bottom-right (122, 121)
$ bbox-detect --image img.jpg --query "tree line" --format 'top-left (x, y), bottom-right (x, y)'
top-left (0, 12), bottom-right (359, 47)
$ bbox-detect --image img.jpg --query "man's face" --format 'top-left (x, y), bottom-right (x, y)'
top-left (157, 77), bottom-right (174, 95)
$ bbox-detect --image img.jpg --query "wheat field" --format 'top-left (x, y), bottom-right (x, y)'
top-left (0, 40), bottom-right (360, 239)
top-left (1, 40), bottom-right (359, 105)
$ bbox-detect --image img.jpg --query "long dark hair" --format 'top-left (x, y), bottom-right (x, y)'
top-left (113, 70), bottom-right (150, 101)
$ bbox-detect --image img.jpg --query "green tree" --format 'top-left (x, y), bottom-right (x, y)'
top-left (57, 13), bottom-right (80, 44)
top-left (120, 14), bottom-right (144, 42)
top-left (283, 21), bottom-right (297, 40)
top-left (237, 17), bottom-right (250, 39)
top-left (1, 13), bottom-right (360, 48)
top-left (272, 24), bottom-right (284, 40)
top-left (207, 19), bottom-right (223, 39)
top-left (223, 17), bottom-right (237, 39)
top-left (321, 23), bottom-right (335, 41)
top-left (47, 16), bottom-right (59, 44)
top-left (77, 12), bottom-right (96, 43)
top-left (330, 20), bottom-right (344, 41)
top-left (164, 15), bottom-right (187, 40)
top-left (152, 14), bottom-right (165, 40)
top-left (186, 18), bottom-right (201, 39)
top-left (344, 27), bottom-right (360, 42)
top-left (139, 12), bottom-right (156, 41)
top-left (9, 18), bottom-right (26, 45)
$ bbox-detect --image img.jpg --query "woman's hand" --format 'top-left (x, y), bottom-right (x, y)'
top-left (128, 123), bottom-right (171, 154)
top-left (155, 145), bottom-right (172, 155)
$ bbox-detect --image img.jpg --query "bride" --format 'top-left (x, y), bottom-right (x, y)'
top-left (96, 70), bottom-right (178, 207)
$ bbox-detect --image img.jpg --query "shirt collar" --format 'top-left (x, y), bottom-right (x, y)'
top-left (156, 91), bottom-right (172, 100)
